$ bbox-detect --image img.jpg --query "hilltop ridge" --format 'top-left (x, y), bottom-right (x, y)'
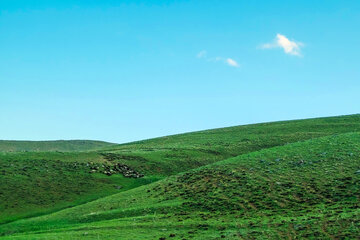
top-left (0, 140), bottom-right (115, 152)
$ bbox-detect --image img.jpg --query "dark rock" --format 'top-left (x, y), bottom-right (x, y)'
top-left (90, 162), bottom-right (144, 178)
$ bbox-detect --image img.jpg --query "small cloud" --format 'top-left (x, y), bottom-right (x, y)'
top-left (197, 51), bottom-right (240, 68)
top-left (197, 50), bottom-right (207, 58)
top-left (261, 43), bottom-right (274, 49)
top-left (260, 34), bottom-right (303, 56)
top-left (226, 58), bottom-right (239, 68)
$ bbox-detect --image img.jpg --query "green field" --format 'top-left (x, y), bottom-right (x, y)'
top-left (0, 114), bottom-right (359, 239)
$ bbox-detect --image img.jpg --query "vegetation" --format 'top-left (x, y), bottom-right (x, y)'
top-left (0, 114), bottom-right (359, 239)
top-left (98, 114), bottom-right (360, 176)
top-left (0, 140), bottom-right (115, 152)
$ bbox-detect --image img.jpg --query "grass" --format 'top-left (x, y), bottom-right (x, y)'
top-left (0, 140), bottom-right (115, 152)
top-left (0, 154), bottom-right (160, 224)
top-left (1, 132), bottom-right (359, 239)
top-left (98, 114), bottom-right (360, 175)
top-left (0, 114), bottom-right (360, 239)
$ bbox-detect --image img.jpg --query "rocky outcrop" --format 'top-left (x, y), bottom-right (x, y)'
top-left (87, 162), bottom-right (144, 178)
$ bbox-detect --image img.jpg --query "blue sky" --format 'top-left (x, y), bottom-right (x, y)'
top-left (1, 0), bottom-right (359, 143)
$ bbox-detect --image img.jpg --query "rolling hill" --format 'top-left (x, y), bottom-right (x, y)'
top-left (0, 114), bottom-right (359, 239)
top-left (99, 114), bottom-right (360, 176)
top-left (1, 132), bottom-right (359, 239)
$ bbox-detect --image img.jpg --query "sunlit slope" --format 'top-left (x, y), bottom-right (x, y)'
top-left (0, 140), bottom-right (115, 152)
top-left (99, 114), bottom-right (360, 175)
top-left (1, 133), bottom-right (359, 239)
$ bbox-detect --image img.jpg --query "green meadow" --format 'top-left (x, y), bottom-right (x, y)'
top-left (0, 114), bottom-right (359, 239)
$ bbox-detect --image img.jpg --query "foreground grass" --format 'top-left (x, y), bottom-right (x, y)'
top-left (2, 208), bottom-right (359, 240)
top-left (1, 132), bottom-right (359, 239)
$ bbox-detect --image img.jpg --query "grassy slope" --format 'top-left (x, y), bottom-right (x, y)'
top-left (0, 114), bottom-right (360, 236)
top-left (99, 114), bottom-right (360, 175)
top-left (0, 151), bottom-right (161, 224)
top-left (1, 132), bottom-right (359, 239)
top-left (0, 155), bottom-right (159, 224)
top-left (0, 140), bottom-right (115, 152)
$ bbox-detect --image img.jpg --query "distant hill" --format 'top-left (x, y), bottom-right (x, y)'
top-left (0, 140), bottom-right (115, 152)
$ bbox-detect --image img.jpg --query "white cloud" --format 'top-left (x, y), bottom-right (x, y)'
top-left (226, 58), bottom-right (239, 68)
top-left (196, 50), bottom-right (207, 58)
top-left (260, 34), bottom-right (303, 56)
top-left (197, 51), bottom-right (240, 68)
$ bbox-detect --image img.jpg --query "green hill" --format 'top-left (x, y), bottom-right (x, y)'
top-left (1, 132), bottom-right (359, 239)
top-left (99, 114), bottom-right (360, 176)
top-left (0, 140), bottom-right (115, 152)
top-left (0, 114), bottom-right (360, 239)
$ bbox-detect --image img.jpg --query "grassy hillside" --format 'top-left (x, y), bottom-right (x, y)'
top-left (99, 114), bottom-right (360, 175)
top-left (1, 132), bottom-right (359, 239)
top-left (0, 114), bottom-right (359, 239)
top-left (0, 140), bottom-right (115, 152)
top-left (0, 152), bottom-right (159, 224)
